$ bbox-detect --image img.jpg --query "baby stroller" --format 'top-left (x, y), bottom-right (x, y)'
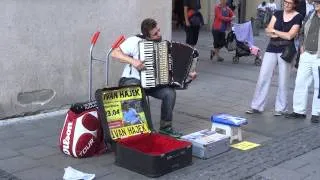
top-left (226, 21), bottom-right (262, 66)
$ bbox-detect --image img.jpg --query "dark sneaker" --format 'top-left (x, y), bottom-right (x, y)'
top-left (246, 108), bottom-right (261, 114)
top-left (311, 115), bottom-right (320, 123)
top-left (159, 127), bottom-right (183, 138)
top-left (285, 112), bottom-right (306, 119)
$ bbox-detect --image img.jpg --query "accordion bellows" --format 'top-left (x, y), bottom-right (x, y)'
top-left (139, 40), bottom-right (196, 89)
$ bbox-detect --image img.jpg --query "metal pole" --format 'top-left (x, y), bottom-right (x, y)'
top-left (89, 45), bottom-right (94, 101)
top-left (105, 49), bottom-right (113, 86)
top-left (88, 31), bottom-right (100, 101)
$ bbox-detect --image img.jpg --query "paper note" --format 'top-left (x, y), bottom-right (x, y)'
top-left (231, 141), bottom-right (260, 151)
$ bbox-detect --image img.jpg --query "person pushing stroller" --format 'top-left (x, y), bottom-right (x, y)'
top-left (210, 0), bottom-right (235, 62)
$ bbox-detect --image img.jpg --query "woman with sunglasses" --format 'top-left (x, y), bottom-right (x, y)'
top-left (246, 0), bottom-right (303, 116)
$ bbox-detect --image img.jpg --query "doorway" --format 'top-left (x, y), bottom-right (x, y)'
top-left (172, 0), bottom-right (185, 30)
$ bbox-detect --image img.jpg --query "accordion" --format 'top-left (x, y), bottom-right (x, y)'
top-left (139, 41), bottom-right (198, 89)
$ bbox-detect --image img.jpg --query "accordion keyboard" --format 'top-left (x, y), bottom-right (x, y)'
top-left (139, 41), bottom-right (170, 88)
top-left (140, 41), bottom-right (156, 88)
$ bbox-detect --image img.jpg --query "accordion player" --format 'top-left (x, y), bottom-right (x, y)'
top-left (138, 40), bottom-right (198, 89)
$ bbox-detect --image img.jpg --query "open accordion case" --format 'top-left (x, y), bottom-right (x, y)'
top-left (95, 85), bottom-right (193, 177)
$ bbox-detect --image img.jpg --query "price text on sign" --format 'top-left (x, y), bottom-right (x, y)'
top-left (104, 101), bottom-right (122, 121)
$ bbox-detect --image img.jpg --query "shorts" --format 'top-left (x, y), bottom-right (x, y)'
top-left (185, 26), bottom-right (200, 46)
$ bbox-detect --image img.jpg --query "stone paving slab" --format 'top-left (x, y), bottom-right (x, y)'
top-left (19, 145), bottom-right (59, 159)
top-left (160, 124), bottom-right (320, 180)
top-left (39, 135), bottom-right (60, 148)
top-left (0, 156), bottom-right (41, 174)
top-left (0, 147), bottom-right (20, 160)
top-left (1, 136), bottom-right (44, 151)
top-left (257, 167), bottom-right (308, 180)
top-left (14, 166), bottom-right (61, 180)
top-left (0, 169), bottom-right (20, 180)
top-left (256, 149), bottom-right (320, 180)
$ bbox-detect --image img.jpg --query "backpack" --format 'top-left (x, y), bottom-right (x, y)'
top-left (59, 101), bottom-right (106, 158)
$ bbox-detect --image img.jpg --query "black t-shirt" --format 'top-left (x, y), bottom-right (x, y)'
top-left (183, 0), bottom-right (201, 11)
top-left (266, 10), bottom-right (303, 53)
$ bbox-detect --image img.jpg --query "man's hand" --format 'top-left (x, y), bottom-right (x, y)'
top-left (131, 59), bottom-right (145, 71)
top-left (185, 20), bottom-right (190, 27)
top-left (188, 71), bottom-right (197, 80)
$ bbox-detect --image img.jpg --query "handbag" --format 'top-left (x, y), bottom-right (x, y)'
top-left (279, 19), bottom-right (297, 63)
top-left (280, 41), bottom-right (297, 63)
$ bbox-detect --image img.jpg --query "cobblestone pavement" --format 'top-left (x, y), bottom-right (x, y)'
top-left (162, 124), bottom-right (320, 180)
top-left (1, 29), bottom-right (320, 180)
top-left (0, 169), bottom-right (20, 180)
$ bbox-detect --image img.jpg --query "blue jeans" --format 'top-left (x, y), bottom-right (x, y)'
top-left (118, 77), bottom-right (176, 125)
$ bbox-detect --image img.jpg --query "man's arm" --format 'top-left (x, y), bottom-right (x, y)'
top-left (111, 47), bottom-right (145, 70)
top-left (299, 25), bottom-right (305, 53)
top-left (184, 6), bottom-right (190, 27)
top-left (265, 15), bottom-right (278, 38)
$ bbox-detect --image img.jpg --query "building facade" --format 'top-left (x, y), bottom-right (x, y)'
top-left (197, 0), bottom-right (282, 28)
top-left (0, 0), bottom-right (172, 119)
top-left (1, 0), bottom-right (284, 119)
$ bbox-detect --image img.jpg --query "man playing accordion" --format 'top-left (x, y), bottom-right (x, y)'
top-left (111, 18), bottom-right (197, 138)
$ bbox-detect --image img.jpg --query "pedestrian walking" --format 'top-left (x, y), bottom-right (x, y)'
top-left (183, 0), bottom-right (203, 47)
top-left (210, 0), bottom-right (234, 62)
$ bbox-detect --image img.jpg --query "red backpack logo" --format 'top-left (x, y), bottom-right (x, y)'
top-left (59, 101), bottom-right (106, 158)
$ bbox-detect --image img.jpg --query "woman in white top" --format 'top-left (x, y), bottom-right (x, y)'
top-left (258, 1), bottom-right (267, 12)
top-left (267, 0), bottom-right (278, 12)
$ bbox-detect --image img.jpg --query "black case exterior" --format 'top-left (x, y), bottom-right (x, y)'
top-left (95, 85), bottom-right (192, 177)
top-left (116, 140), bottom-right (192, 177)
